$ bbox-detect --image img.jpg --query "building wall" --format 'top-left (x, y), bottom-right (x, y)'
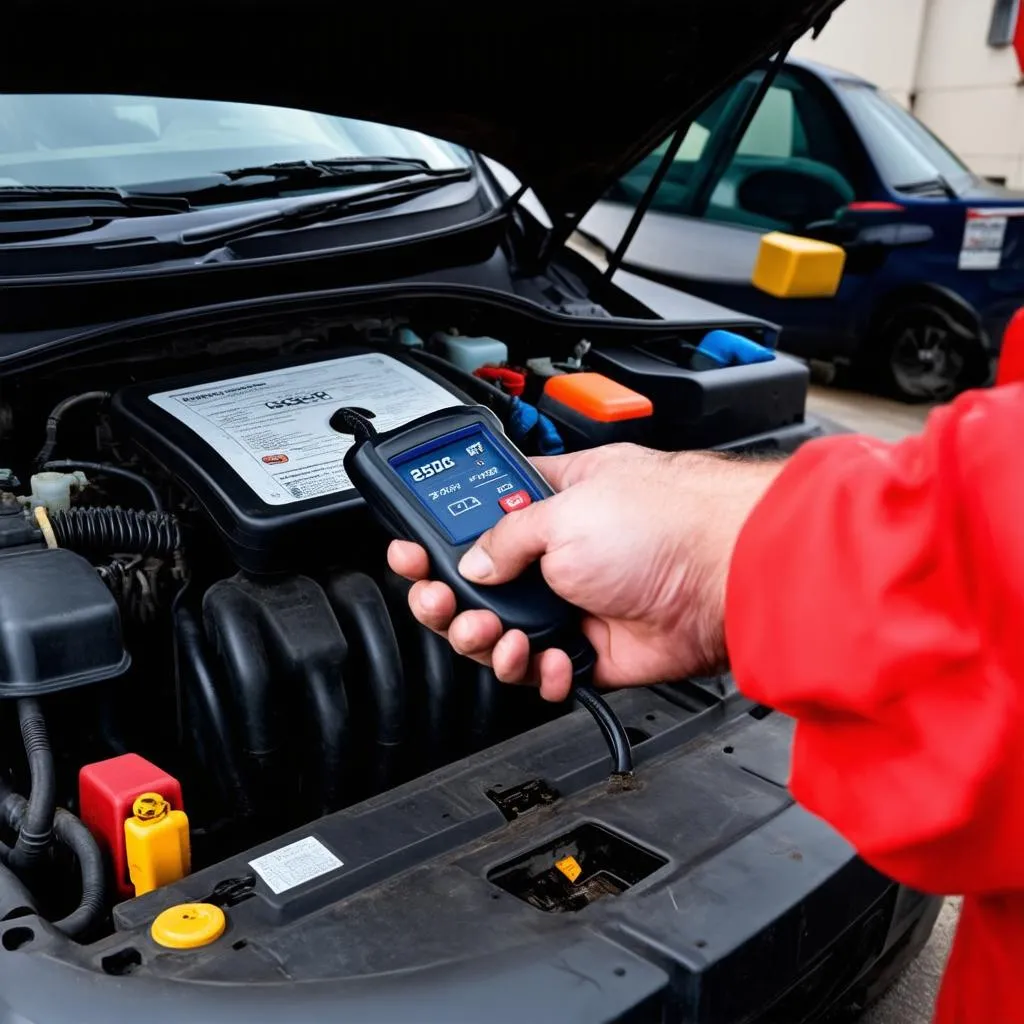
top-left (792, 0), bottom-right (1024, 187)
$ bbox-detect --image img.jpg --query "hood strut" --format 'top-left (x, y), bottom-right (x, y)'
top-left (602, 45), bottom-right (793, 282)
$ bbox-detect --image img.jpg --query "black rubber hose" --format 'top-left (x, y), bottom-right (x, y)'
top-left (6, 700), bottom-right (56, 876)
top-left (574, 684), bottom-right (634, 776)
top-left (35, 391), bottom-right (111, 468)
top-left (50, 808), bottom-right (106, 939)
top-left (0, 783), bottom-right (105, 938)
top-left (42, 460), bottom-right (163, 513)
top-left (172, 600), bottom-right (251, 818)
top-left (49, 507), bottom-right (182, 557)
top-left (324, 572), bottom-right (406, 793)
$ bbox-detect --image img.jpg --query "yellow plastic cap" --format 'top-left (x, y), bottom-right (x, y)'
top-left (151, 903), bottom-right (226, 949)
top-left (554, 855), bottom-right (582, 883)
top-left (752, 232), bottom-right (846, 299)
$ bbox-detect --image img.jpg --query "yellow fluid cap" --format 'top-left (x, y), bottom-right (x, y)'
top-left (554, 855), bottom-right (582, 883)
top-left (133, 792), bottom-right (170, 821)
top-left (151, 903), bottom-right (225, 949)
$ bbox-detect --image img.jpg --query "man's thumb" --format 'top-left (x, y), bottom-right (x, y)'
top-left (458, 499), bottom-right (555, 584)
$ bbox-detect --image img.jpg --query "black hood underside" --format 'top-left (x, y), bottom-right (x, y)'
top-left (6, 0), bottom-right (843, 222)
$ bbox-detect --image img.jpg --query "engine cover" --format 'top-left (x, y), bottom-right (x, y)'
top-left (113, 349), bottom-right (469, 572)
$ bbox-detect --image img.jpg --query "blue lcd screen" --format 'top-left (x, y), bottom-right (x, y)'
top-left (389, 425), bottom-right (540, 544)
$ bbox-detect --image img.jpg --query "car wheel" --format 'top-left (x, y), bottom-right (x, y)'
top-left (870, 303), bottom-right (991, 403)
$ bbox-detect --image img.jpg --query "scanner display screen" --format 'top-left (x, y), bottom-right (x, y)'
top-left (389, 425), bottom-right (539, 544)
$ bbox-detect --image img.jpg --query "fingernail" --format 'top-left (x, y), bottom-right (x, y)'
top-left (459, 546), bottom-right (494, 580)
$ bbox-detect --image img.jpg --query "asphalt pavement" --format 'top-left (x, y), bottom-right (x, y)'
top-left (806, 384), bottom-right (956, 1024)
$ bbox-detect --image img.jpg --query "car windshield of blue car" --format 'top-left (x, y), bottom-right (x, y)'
top-left (0, 95), bottom-right (469, 191)
top-left (838, 83), bottom-right (974, 196)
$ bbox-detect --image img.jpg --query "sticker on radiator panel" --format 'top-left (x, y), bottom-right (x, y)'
top-left (248, 836), bottom-right (344, 894)
top-left (959, 209), bottom-right (1008, 270)
top-left (148, 353), bottom-right (459, 506)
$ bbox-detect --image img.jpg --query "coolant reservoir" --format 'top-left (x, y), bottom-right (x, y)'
top-left (124, 792), bottom-right (191, 897)
top-left (432, 332), bottom-right (508, 373)
top-left (29, 470), bottom-right (87, 513)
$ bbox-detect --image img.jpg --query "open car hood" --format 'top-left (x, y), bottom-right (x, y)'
top-left (5, 0), bottom-right (842, 226)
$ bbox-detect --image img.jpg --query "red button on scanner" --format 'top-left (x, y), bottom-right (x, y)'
top-left (498, 490), bottom-right (532, 514)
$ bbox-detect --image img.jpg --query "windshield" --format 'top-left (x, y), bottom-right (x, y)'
top-left (838, 82), bottom-right (973, 194)
top-left (0, 95), bottom-right (470, 190)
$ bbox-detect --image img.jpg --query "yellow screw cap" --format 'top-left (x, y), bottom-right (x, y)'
top-left (151, 903), bottom-right (225, 949)
top-left (554, 855), bottom-right (582, 883)
top-left (133, 792), bottom-right (170, 821)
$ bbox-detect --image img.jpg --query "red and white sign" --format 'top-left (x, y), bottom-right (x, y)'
top-left (959, 207), bottom-right (1024, 270)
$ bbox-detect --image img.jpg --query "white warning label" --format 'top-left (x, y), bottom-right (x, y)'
top-left (248, 836), bottom-right (343, 894)
top-left (149, 353), bottom-right (459, 505)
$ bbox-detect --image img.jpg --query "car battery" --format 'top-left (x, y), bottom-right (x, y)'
top-left (537, 372), bottom-right (654, 449)
top-left (586, 338), bottom-right (809, 450)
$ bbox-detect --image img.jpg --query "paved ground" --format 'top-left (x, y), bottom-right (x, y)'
top-left (807, 383), bottom-right (934, 442)
top-left (806, 384), bottom-right (956, 1024)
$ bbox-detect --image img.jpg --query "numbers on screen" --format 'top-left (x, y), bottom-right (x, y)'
top-left (410, 456), bottom-right (456, 482)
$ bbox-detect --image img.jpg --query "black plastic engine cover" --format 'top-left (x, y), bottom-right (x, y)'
top-left (0, 547), bottom-right (130, 697)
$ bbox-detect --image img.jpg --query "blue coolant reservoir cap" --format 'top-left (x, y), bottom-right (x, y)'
top-left (698, 330), bottom-right (775, 368)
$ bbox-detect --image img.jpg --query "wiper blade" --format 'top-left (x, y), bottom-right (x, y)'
top-left (129, 157), bottom-right (452, 202)
top-left (179, 168), bottom-right (472, 248)
top-left (895, 176), bottom-right (957, 198)
top-left (0, 186), bottom-right (192, 219)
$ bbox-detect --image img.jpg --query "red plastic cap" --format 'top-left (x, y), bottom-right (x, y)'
top-left (473, 365), bottom-right (526, 397)
top-left (79, 754), bottom-right (183, 899)
top-left (997, 308), bottom-right (1024, 387)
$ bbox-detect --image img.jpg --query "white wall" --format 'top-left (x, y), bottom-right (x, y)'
top-left (914, 0), bottom-right (1024, 185)
top-left (791, 0), bottom-right (930, 107)
top-left (792, 0), bottom-right (1024, 187)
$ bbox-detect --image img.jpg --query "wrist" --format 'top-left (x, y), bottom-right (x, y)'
top-left (685, 453), bottom-right (787, 671)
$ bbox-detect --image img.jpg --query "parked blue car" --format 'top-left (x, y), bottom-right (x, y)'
top-left (581, 57), bottom-right (1024, 400)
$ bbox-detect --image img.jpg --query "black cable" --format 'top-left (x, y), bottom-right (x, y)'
top-left (574, 683), bottom-right (633, 776)
top-left (6, 699), bottom-right (56, 876)
top-left (0, 783), bottom-right (105, 939)
top-left (49, 506), bottom-right (182, 557)
top-left (330, 407), bottom-right (379, 442)
top-left (35, 391), bottom-right (111, 468)
top-left (50, 808), bottom-right (106, 938)
top-left (42, 460), bottom-right (163, 513)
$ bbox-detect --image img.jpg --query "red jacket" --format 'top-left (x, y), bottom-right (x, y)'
top-left (726, 384), bottom-right (1024, 1024)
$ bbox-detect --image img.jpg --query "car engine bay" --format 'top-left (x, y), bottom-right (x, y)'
top-left (0, 295), bottom-right (812, 943)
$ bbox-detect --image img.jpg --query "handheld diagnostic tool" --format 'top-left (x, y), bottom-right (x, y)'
top-left (339, 405), bottom-right (633, 776)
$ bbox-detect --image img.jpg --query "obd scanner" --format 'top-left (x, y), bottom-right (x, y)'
top-left (337, 405), bottom-right (633, 777)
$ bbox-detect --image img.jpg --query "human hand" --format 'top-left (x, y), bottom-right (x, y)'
top-left (388, 443), bottom-right (783, 701)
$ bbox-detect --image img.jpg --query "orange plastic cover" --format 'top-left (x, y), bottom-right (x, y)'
top-left (544, 373), bottom-right (653, 422)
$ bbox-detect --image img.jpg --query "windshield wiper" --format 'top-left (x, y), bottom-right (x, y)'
top-left (0, 186), bottom-right (192, 219)
top-left (128, 157), bottom-right (456, 203)
top-left (895, 176), bottom-right (957, 199)
top-left (178, 168), bottom-right (473, 249)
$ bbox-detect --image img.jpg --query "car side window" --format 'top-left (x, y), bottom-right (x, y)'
top-left (707, 71), bottom-right (857, 233)
top-left (604, 89), bottom-right (735, 213)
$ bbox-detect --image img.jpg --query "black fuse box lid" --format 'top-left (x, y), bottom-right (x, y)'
top-left (0, 547), bottom-right (130, 697)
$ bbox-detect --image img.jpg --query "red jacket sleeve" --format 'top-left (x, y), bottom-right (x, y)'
top-left (726, 384), bottom-right (1024, 896)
